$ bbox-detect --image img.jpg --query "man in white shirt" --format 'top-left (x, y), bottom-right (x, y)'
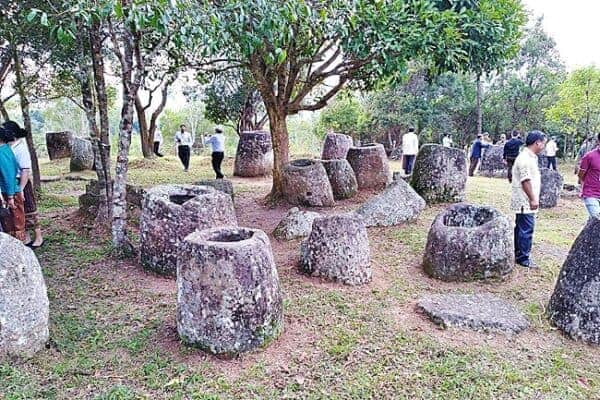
top-left (401, 127), bottom-right (419, 175)
top-left (153, 128), bottom-right (163, 157)
top-left (204, 126), bottom-right (226, 179)
top-left (174, 124), bottom-right (194, 171)
top-left (511, 130), bottom-right (546, 268)
top-left (442, 134), bottom-right (453, 148)
top-left (545, 136), bottom-right (558, 170)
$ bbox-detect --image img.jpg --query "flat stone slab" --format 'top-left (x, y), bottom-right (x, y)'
top-left (65, 173), bottom-right (96, 182)
top-left (41, 175), bottom-right (62, 183)
top-left (417, 293), bottom-right (529, 334)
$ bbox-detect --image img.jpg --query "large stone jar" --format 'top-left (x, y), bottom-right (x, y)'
top-left (540, 168), bottom-right (563, 209)
top-left (282, 159), bottom-right (335, 207)
top-left (423, 203), bottom-right (514, 282)
top-left (479, 145), bottom-right (506, 178)
top-left (177, 227), bottom-right (283, 355)
top-left (320, 159), bottom-right (358, 200)
top-left (46, 131), bottom-right (73, 160)
top-left (321, 133), bottom-right (353, 160)
top-left (0, 233), bottom-right (49, 358)
top-left (233, 130), bottom-right (274, 177)
top-left (69, 137), bottom-right (95, 172)
top-left (301, 214), bottom-right (371, 286)
top-left (411, 144), bottom-right (468, 204)
top-left (140, 184), bottom-right (237, 276)
top-left (346, 143), bottom-right (392, 190)
top-left (548, 219), bottom-right (600, 344)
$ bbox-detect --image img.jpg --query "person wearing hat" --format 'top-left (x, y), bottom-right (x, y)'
top-left (511, 130), bottom-right (547, 268)
top-left (204, 126), bottom-right (226, 179)
top-left (468, 133), bottom-right (491, 176)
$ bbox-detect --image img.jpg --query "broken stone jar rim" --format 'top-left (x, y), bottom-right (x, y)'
top-left (440, 205), bottom-right (500, 229)
top-left (191, 227), bottom-right (257, 245)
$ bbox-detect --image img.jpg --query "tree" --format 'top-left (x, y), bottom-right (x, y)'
top-left (316, 92), bottom-right (369, 141)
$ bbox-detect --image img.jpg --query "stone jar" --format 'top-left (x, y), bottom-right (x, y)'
top-left (0, 233), bottom-right (49, 358)
top-left (423, 203), bottom-right (514, 282)
top-left (177, 227), bottom-right (283, 355)
top-left (411, 144), bottom-right (468, 204)
top-left (346, 143), bottom-right (392, 190)
top-left (46, 131), bottom-right (73, 160)
top-left (69, 137), bottom-right (95, 172)
top-left (233, 130), bottom-right (274, 177)
top-left (140, 184), bottom-right (237, 276)
top-left (548, 219), bottom-right (600, 344)
top-left (301, 214), bottom-right (372, 286)
top-left (281, 159), bottom-right (335, 207)
top-left (540, 168), bottom-right (563, 209)
top-left (321, 133), bottom-right (353, 160)
top-left (320, 159), bottom-right (358, 200)
top-left (479, 145), bottom-right (507, 178)
top-left (273, 207), bottom-right (322, 241)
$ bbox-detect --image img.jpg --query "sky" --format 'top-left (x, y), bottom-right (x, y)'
top-left (523, 0), bottom-right (600, 69)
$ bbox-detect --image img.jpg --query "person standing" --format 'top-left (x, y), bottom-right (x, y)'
top-left (545, 136), bottom-right (559, 170)
top-left (204, 126), bottom-right (226, 179)
top-left (497, 133), bottom-right (507, 146)
top-left (0, 127), bottom-right (25, 241)
top-left (578, 132), bottom-right (600, 219)
top-left (511, 131), bottom-right (547, 268)
top-left (153, 128), bottom-right (164, 157)
top-left (442, 133), bottom-right (453, 148)
top-left (575, 133), bottom-right (598, 175)
top-left (503, 130), bottom-right (524, 183)
top-left (175, 124), bottom-right (194, 171)
top-left (468, 133), bottom-right (491, 176)
top-left (401, 127), bottom-right (419, 175)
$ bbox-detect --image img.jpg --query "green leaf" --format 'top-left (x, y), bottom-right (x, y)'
top-left (26, 9), bottom-right (38, 23)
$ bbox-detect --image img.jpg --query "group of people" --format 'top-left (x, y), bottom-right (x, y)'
top-left (0, 121), bottom-right (43, 248)
top-left (152, 124), bottom-right (226, 179)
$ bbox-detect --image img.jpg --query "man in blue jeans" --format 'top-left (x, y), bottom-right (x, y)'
top-left (578, 132), bottom-right (600, 219)
top-left (511, 131), bottom-right (547, 268)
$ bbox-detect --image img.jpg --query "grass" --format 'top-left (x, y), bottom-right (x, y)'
top-left (1, 154), bottom-right (597, 399)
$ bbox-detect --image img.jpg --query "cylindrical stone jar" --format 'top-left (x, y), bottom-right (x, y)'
top-left (346, 143), bottom-right (392, 190)
top-left (177, 227), bottom-right (284, 355)
top-left (282, 159), bottom-right (335, 207)
top-left (423, 203), bottom-right (514, 282)
top-left (321, 133), bottom-right (353, 160)
top-left (69, 137), bottom-right (94, 172)
top-left (320, 159), bottom-right (358, 200)
top-left (140, 184), bottom-right (237, 276)
top-left (46, 131), bottom-right (73, 160)
top-left (300, 214), bottom-right (372, 285)
top-left (233, 130), bottom-right (274, 177)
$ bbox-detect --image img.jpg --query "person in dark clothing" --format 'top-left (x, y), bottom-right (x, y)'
top-left (503, 130), bottom-right (524, 183)
top-left (468, 134), bottom-right (491, 176)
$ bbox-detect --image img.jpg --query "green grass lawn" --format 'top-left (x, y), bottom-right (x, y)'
top-left (1, 155), bottom-right (596, 400)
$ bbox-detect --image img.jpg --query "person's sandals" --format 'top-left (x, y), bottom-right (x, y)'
top-left (28, 240), bottom-right (45, 249)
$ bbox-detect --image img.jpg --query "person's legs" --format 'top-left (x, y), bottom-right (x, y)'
top-left (183, 146), bottom-right (191, 171)
top-left (178, 145), bottom-right (185, 168)
top-left (548, 156), bottom-right (557, 170)
top-left (23, 180), bottom-right (42, 246)
top-left (514, 213), bottom-right (535, 266)
top-left (212, 152), bottom-right (225, 179)
top-left (469, 157), bottom-right (479, 176)
top-left (583, 197), bottom-right (600, 219)
top-left (5, 193), bottom-right (26, 242)
top-left (506, 158), bottom-right (515, 183)
top-left (153, 141), bottom-right (163, 157)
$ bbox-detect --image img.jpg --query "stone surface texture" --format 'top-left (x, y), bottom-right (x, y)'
top-left (423, 203), bottom-right (514, 282)
top-left (282, 159), bottom-right (335, 207)
top-left (355, 179), bottom-right (426, 227)
top-left (140, 184), bottom-right (237, 276)
top-left (321, 133), bottom-right (353, 160)
top-left (346, 144), bottom-right (392, 190)
top-left (301, 214), bottom-right (371, 285)
top-left (0, 233), bottom-right (49, 358)
top-left (479, 145), bottom-right (507, 178)
top-left (548, 219), bottom-right (600, 344)
top-left (177, 227), bottom-right (283, 355)
top-left (195, 179), bottom-right (234, 200)
top-left (411, 144), bottom-right (468, 204)
top-left (79, 180), bottom-right (146, 216)
top-left (321, 159), bottom-right (358, 200)
top-left (540, 168), bottom-right (563, 209)
top-left (273, 207), bottom-right (321, 241)
top-left (46, 131), bottom-right (73, 160)
top-left (69, 137), bottom-right (95, 172)
top-left (417, 293), bottom-right (529, 334)
top-left (234, 130), bottom-right (274, 177)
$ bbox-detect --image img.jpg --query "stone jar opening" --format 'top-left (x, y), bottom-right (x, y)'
top-left (290, 159), bottom-right (315, 168)
top-left (442, 206), bottom-right (496, 228)
top-left (206, 228), bottom-right (255, 243)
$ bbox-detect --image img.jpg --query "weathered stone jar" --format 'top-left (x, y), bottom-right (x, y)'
top-left (321, 132), bottom-right (353, 160)
top-left (423, 203), bottom-right (514, 282)
top-left (411, 144), bottom-right (468, 204)
top-left (233, 130), bottom-right (274, 177)
top-left (540, 168), bottom-right (563, 209)
top-left (0, 233), bottom-right (49, 358)
top-left (177, 227), bottom-right (283, 355)
top-left (479, 145), bottom-right (506, 178)
top-left (548, 219), bottom-right (600, 344)
top-left (46, 131), bottom-right (73, 160)
top-left (140, 184), bottom-right (237, 276)
top-left (320, 159), bottom-right (358, 200)
top-left (301, 214), bottom-right (371, 285)
top-left (70, 137), bottom-right (95, 172)
top-left (346, 143), bottom-right (392, 190)
top-left (282, 159), bottom-right (335, 207)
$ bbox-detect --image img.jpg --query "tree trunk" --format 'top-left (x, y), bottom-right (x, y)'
top-left (135, 94), bottom-right (154, 158)
top-left (476, 74), bottom-right (483, 136)
top-left (0, 100), bottom-right (9, 121)
top-left (12, 46), bottom-right (41, 191)
top-left (265, 107), bottom-right (289, 199)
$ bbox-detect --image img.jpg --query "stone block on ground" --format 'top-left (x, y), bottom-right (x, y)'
top-left (479, 145), bottom-right (507, 178)
top-left (548, 219), bottom-right (600, 344)
top-left (282, 159), bottom-right (334, 207)
top-left (177, 227), bottom-right (283, 355)
top-left (195, 179), bottom-right (234, 200)
top-left (355, 179), bottom-right (426, 227)
top-left (40, 175), bottom-right (61, 183)
top-left (301, 214), bottom-right (371, 285)
top-left (411, 144), bottom-right (468, 204)
top-left (423, 203), bottom-right (514, 282)
top-left (320, 159), bottom-right (358, 200)
top-left (46, 131), bottom-right (73, 160)
top-left (321, 133), bottom-right (353, 160)
top-left (273, 207), bottom-right (321, 241)
top-left (140, 184), bottom-right (237, 276)
top-left (346, 143), bottom-right (392, 190)
top-left (540, 168), bottom-right (563, 208)
top-left (233, 130), bottom-right (274, 177)
top-left (562, 183), bottom-right (580, 198)
top-left (69, 137), bottom-right (94, 172)
top-left (79, 180), bottom-right (146, 217)
top-left (0, 233), bottom-right (49, 358)
top-left (417, 293), bottom-right (529, 334)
